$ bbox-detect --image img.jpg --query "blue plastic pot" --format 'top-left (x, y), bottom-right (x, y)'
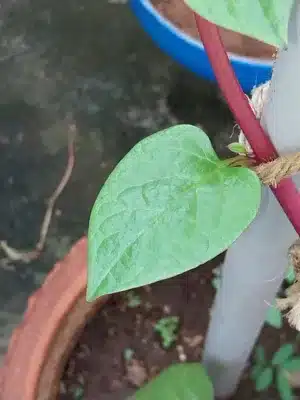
top-left (130, 0), bottom-right (273, 93)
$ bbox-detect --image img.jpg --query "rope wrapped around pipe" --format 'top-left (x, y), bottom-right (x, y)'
top-left (236, 81), bottom-right (300, 332)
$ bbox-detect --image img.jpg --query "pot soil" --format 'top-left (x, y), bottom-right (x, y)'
top-left (151, 0), bottom-right (277, 59)
top-left (59, 257), bottom-right (300, 400)
top-left (1, 239), bottom-right (299, 400)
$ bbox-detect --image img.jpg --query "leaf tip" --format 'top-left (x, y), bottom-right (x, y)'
top-left (86, 287), bottom-right (97, 302)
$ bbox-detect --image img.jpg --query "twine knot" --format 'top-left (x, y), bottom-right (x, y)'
top-left (253, 153), bottom-right (300, 187)
top-left (236, 81), bottom-right (300, 187)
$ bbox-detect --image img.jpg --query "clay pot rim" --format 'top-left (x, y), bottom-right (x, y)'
top-left (139, 0), bottom-right (275, 64)
top-left (0, 236), bottom-right (107, 400)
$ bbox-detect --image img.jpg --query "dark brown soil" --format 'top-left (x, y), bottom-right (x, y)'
top-left (59, 255), bottom-right (300, 400)
top-left (151, 0), bottom-right (276, 59)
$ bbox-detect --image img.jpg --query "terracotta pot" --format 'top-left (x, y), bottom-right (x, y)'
top-left (0, 237), bottom-right (107, 400)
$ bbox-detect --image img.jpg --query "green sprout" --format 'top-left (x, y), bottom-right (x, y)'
top-left (70, 385), bottom-right (84, 400)
top-left (212, 265), bottom-right (296, 329)
top-left (251, 343), bottom-right (300, 399)
top-left (265, 302), bottom-right (283, 329)
top-left (126, 291), bottom-right (142, 308)
top-left (123, 347), bottom-right (134, 362)
top-left (227, 142), bottom-right (247, 155)
top-left (211, 267), bottom-right (221, 290)
top-left (154, 316), bottom-right (180, 349)
top-left (285, 265), bottom-right (296, 285)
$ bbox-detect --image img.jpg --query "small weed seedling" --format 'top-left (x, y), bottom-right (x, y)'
top-left (126, 291), bottom-right (142, 308)
top-left (154, 316), bottom-right (179, 349)
top-left (211, 267), bottom-right (221, 290)
top-left (70, 385), bottom-right (84, 400)
top-left (123, 348), bottom-right (135, 362)
top-left (265, 303), bottom-right (283, 329)
top-left (251, 344), bottom-right (300, 399)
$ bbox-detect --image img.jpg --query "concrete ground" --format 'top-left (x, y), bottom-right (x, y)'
top-left (0, 0), bottom-right (235, 360)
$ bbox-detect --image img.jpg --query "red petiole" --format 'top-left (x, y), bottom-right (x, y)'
top-left (194, 14), bottom-right (300, 235)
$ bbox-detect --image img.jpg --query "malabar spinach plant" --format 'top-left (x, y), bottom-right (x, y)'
top-left (87, 0), bottom-right (295, 398)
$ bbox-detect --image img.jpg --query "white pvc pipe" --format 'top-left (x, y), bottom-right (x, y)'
top-left (202, 1), bottom-right (300, 397)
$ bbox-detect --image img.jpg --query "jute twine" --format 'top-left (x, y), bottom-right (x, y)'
top-left (230, 152), bottom-right (300, 187)
top-left (236, 80), bottom-right (300, 187)
top-left (237, 82), bottom-right (300, 332)
top-left (254, 154), bottom-right (300, 186)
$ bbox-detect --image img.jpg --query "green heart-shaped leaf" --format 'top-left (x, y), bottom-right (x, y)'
top-left (132, 363), bottom-right (213, 400)
top-left (185, 0), bottom-right (294, 47)
top-left (87, 125), bottom-right (261, 300)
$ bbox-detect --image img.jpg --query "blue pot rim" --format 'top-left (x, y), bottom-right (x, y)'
top-left (137, 0), bottom-right (273, 68)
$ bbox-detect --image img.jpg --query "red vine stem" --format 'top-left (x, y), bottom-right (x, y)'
top-left (194, 14), bottom-right (300, 235)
